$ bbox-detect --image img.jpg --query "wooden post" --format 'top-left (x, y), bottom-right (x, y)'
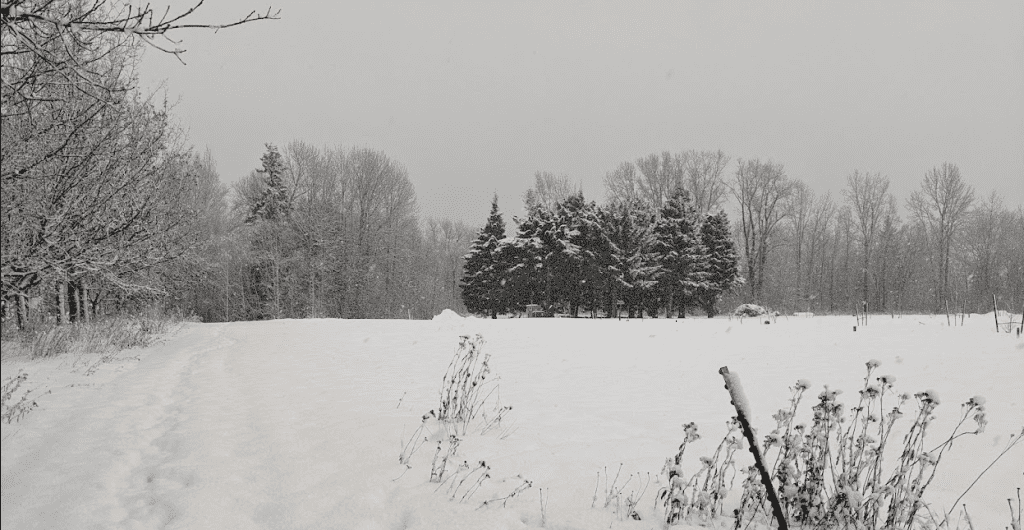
top-left (719, 366), bottom-right (789, 529)
top-left (945, 300), bottom-right (950, 327)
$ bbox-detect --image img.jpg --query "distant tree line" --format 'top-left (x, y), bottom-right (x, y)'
top-left (461, 154), bottom-right (1023, 319)
top-left (170, 141), bottom-right (475, 322)
top-left (461, 178), bottom-right (742, 319)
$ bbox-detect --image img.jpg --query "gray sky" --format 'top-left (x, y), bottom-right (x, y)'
top-left (139, 1), bottom-right (1024, 225)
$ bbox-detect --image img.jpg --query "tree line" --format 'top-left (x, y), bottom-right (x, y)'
top-left (528, 153), bottom-right (1022, 317)
top-left (3, 3), bottom-right (1020, 327)
top-left (460, 185), bottom-right (741, 319)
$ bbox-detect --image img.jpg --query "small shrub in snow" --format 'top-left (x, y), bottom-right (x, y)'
top-left (733, 304), bottom-right (767, 317)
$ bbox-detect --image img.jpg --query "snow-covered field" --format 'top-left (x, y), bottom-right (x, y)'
top-left (2, 313), bottom-right (1021, 529)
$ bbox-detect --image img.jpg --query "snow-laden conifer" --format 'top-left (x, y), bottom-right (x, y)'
top-left (698, 211), bottom-right (742, 317)
top-left (652, 188), bottom-right (709, 317)
top-left (460, 195), bottom-right (508, 318)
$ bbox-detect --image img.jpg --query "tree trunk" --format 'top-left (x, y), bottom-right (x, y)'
top-left (16, 295), bottom-right (28, 330)
top-left (56, 277), bottom-right (69, 325)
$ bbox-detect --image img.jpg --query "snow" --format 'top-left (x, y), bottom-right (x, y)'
top-left (2, 314), bottom-right (1022, 529)
top-left (431, 309), bottom-right (463, 322)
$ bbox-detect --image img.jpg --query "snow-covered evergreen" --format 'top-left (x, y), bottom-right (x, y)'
top-left (460, 195), bottom-right (509, 318)
top-left (698, 211), bottom-right (742, 317)
top-left (652, 188), bottom-right (709, 317)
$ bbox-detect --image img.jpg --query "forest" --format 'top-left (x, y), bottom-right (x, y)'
top-left (3, 2), bottom-right (1023, 329)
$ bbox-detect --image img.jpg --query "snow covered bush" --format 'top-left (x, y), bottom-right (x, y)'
top-left (733, 303), bottom-right (767, 317)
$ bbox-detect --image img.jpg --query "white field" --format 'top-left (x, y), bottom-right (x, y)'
top-left (2, 313), bottom-right (1022, 530)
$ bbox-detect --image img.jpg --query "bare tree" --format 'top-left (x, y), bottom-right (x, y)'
top-left (786, 180), bottom-right (814, 309)
top-left (634, 151), bottom-right (683, 210)
top-left (843, 171), bottom-right (895, 307)
top-left (907, 163), bottom-right (975, 310)
top-left (603, 161), bottom-right (642, 205)
top-left (730, 159), bottom-right (793, 303)
top-left (524, 171), bottom-right (576, 211)
top-left (680, 149), bottom-right (730, 217)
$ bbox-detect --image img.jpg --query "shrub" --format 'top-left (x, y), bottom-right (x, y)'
top-left (734, 304), bottom-right (767, 317)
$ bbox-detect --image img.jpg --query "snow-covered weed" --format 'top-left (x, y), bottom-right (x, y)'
top-left (1, 370), bottom-right (39, 424)
top-left (1009, 488), bottom-right (1021, 530)
top-left (438, 334), bottom-right (509, 436)
top-left (429, 434), bottom-right (460, 483)
top-left (726, 360), bottom-right (992, 529)
top-left (657, 420), bottom-right (741, 524)
top-left (592, 465), bottom-right (650, 521)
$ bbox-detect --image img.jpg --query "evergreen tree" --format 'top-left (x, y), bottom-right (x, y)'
top-left (460, 195), bottom-right (508, 318)
top-left (248, 144), bottom-right (291, 223)
top-left (652, 187), bottom-right (708, 317)
top-left (698, 211), bottom-right (742, 317)
top-left (507, 199), bottom-right (557, 312)
top-left (600, 199), bottom-right (660, 318)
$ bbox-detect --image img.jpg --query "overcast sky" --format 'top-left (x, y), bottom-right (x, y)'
top-left (139, 1), bottom-right (1024, 225)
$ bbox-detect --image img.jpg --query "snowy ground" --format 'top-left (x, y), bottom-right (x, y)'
top-left (2, 313), bottom-right (1021, 529)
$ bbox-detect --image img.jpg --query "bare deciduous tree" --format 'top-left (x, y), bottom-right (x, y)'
top-left (907, 163), bottom-right (975, 309)
top-left (524, 171), bottom-right (576, 211)
top-left (844, 171), bottom-right (895, 306)
top-left (680, 149), bottom-right (730, 217)
top-left (730, 159), bottom-right (792, 303)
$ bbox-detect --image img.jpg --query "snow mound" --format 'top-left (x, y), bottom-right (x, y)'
top-left (431, 309), bottom-right (463, 322)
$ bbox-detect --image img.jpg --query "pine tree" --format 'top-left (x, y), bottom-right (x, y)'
top-left (460, 195), bottom-right (508, 318)
top-left (652, 187), bottom-right (708, 317)
top-left (698, 211), bottom-right (742, 317)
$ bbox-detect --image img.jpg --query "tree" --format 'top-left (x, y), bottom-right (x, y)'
top-left (248, 144), bottom-right (292, 223)
top-left (844, 171), bottom-right (895, 307)
top-left (681, 150), bottom-right (730, 217)
top-left (698, 211), bottom-right (741, 317)
top-left (603, 161), bottom-right (643, 205)
top-left (461, 195), bottom-right (508, 319)
top-left (652, 187), bottom-right (707, 317)
top-left (600, 199), bottom-right (659, 318)
top-left (635, 152), bottom-right (683, 210)
top-left (907, 163), bottom-right (975, 310)
top-left (524, 171), bottom-right (576, 211)
top-left (731, 159), bottom-right (792, 303)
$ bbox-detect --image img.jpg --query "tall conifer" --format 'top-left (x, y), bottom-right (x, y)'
top-left (460, 195), bottom-right (508, 318)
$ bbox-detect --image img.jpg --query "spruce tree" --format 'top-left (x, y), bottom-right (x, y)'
top-left (652, 187), bottom-right (708, 317)
top-left (600, 199), bottom-right (660, 318)
top-left (460, 195), bottom-right (508, 318)
top-left (698, 211), bottom-right (742, 317)
top-left (248, 144), bottom-right (291, 223)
